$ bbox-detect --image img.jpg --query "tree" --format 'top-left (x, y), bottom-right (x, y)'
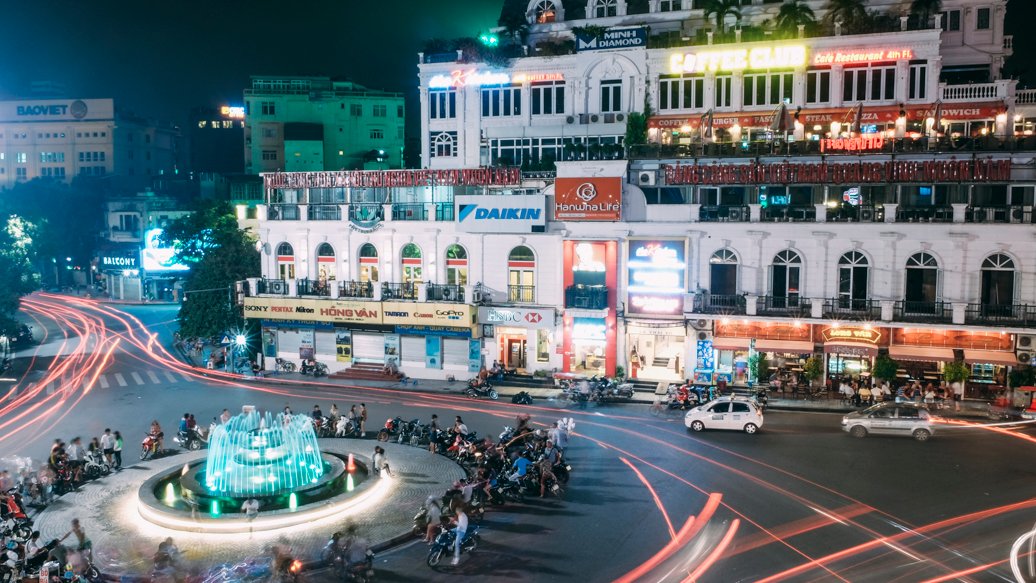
top-left (498, 0), bottom-right (530, 44)
top-left (942, 361), bottom-right (971, 386)
top-left (0, 215), bottom-right (41, 335)
top-left (872, 354), bottom-right (899, 383)
top-left (803, 356), bottom-right (824, 386)
top-left (909, 0), bottom-right (942, 27)
top-left (162, 201), bottom-right (259, 338)
top-left (775, 0), bottom-right (817, 34)
top-left (824, 0), bottom-right (868, 32)
top-left (703, 0), bottom-right (742, 35)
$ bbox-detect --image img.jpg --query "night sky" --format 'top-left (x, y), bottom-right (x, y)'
top-left (0, 0), bottom-right (1033, 126)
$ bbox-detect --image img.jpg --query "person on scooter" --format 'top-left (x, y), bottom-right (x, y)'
top-left (342, 524), bottom-right (371, 573)
top-left (451, 504), bottom-right (469, 566)
top-left (301, 357), bottom-right (317, 375)
top-left (507, 452), bottom-right (532, 482)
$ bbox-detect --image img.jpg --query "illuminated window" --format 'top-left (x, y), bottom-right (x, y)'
top-left (659, 75), bottom-right (704, 110)
top-left (358, 243), bottom-right (379, 283)
top-left (276, 243), bottom-right (295, 281)
top-left (534, 1), bottom-right (557, 23)
top-left (806, 70), bottom-right (831, 104)
top-left (600, 79), bottom-right (622, 113)
top-left (39, 152), bottom-right (64, 163)
top-left (593, 0), bottom-right (618, 18)
top-left (445, 244), bottom-right (468, 286)
top-left (431, 132), bottom-right (457, 157)
top-left (373, 105), bottom-right (387, 117)
top-left (508, 246), bottom-right (536, 302)
top-left (429, 89), bottom-right (457, 119)
top-left (15, 152), bottom-right (26, 164)
top-left (401, 243), bottom-right (423, 285)
top-left (743, 72), bottom-right (793, 107)
top-left (197, 121), bottom-right (207, 128)
top-left (316, 243), bottom-right (336, 282)
top-left (481, 85), bottom-right (522, 117)
top-left (531, 81), bottom-right (566, 115)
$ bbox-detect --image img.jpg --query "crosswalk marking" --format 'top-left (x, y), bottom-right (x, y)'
top-left (131, 372), bottom-right (144, 385)
top-left (180, 373), bottom-right (192, 382)
top-left (164, 371), bottom-right (177, 383)
top-left (114, 373), bottom-right (127, 387)
top-left (147, 371), bottom-right (160, 384)
top-left (98, 375), bottom-right (109, 389)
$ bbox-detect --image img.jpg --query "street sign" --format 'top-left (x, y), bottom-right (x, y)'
top-left (219, 335), bottom-right (232, 346)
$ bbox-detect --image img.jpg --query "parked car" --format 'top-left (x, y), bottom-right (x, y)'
top-left (684, 396), bottom-right (764, 434)
top-left (841, 402), bottom-right (933, 441)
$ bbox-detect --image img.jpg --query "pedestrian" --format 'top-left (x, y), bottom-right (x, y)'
top-left (422, 495), bottom-right (442, 543)
top-left (113, 431), bottom-right (123, 469)
top-left (360, 403), bottom-right (368, 437)
top-left (372, 445), bottom-right (392, 477)
top-left (451, 503), bottom-right (468, 565)
top-left (953, 378), bottom-right (965, 411)
top-left (428, 414), bottom-right (440, 453)
top-left (329, 403), bottom-right (339, 422)
top-left (241, 497), bottom-right (259, 538)
top-left (220, 409), bottom-right (231, 424)
top-left (348, 405), bottom-right (358, 430)
top-left (99, 429), bottom-right (115, 466)
top-left (60, 518), bottom-right (91, 560)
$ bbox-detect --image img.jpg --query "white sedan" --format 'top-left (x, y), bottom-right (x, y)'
top-left (684, 396), bottom-right (764, 434)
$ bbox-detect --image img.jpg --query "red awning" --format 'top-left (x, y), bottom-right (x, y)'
top-left (889, 345), bottom-right (956, 363)
top-left (712, 337), bottom-right (751, 350)
top-left (964, 349), bottom-right (1017, 366)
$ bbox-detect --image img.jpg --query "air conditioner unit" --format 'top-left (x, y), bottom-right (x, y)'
top-left (590, 114), bottom-right (600, 123)
top-left (972, 208), bottom-right (990, 223)
top-left (268, 280), bottom-right (287, 295)
top-left (441, 286), bottom-right (455, 301)
top-left (859, 207), bottom-right (875, 222)
top-left (1010, 206), bottom-right (1033, 224)
top-left (603, 113), bottom-right (616, 123)
top-left (1017, 334), bottom-right (1036, 350)
top-left (579, 113), bottom-right (590, 124)
top-left (615, 113), bottom-right (626, 122)
top-left (696, 331), bottom-right (711, 342)
top-left (727, 207), bottom-right (745, 221)
top-left (638, 171), bottom-right (656, 186)
top-left (565, 115), bottom-right (576, 124)
top-left (1019, 352), bottom-right (1032, 365)
top-left (690, 318), bottom-right (710, 331)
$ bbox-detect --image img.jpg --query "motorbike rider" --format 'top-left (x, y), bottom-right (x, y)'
top-left (342, 524), bottom-right (371, 573)
top-left (451, 504), bottom-right (469, 566)
top-left (422, 495), bottom-right (442, 543)
top-left (311, 404), bottom-right (324, 427)
top-left (65, 438), bottom-right (85, 483)
top-left (149, 420), bottom-right (164, 453)
top-left (507, 452), bottom-right (532, 482)
top-left (178, 414), bottom-right (189, 434)
top-left (453, 416), bottom-right (469, 438)
top-left (301, 356), bottom-right (317, 375)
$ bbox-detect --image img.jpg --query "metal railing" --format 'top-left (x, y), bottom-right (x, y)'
top-left (434, 202), bottom-right (454, 221)
top-left (564, 285), bottom-right (608, 310)
top-left (508, 285), bottom-right (535, 303)
top-left (894, 206), bottom-right (954, 223)
top-left (381, 282), bottom-right (418, 301)
top-left (965, 206), bottom-right (1034, 224)
top-left (822, 298), bottom-right (882, 320)
top-left (699, 205), bottom-right (749, 222)
top-left (307, 204), bottom-right (341, 221)
top-left (267, 204), bottom-right (299, 221)
top-left (761, 206), bottom-right (816, 222)
top-left (757, 296), bottom-right (812, 317)
top-left (391, 204), bottom-right (427, 221)
top-left (296, 278), bottom-right (330, 297)
top-left (338, 281), bottom-right (374, 299)
top-left (893, 300), bottom-right (952, 323)
top-left (700, 294), bottom-right (747, 315)
top-left (256, 279), bottom-right (288, 295)
top-left (426, 283), bottom-right (465, 303)
top-left (964, 303), bottom-right (1036, 327)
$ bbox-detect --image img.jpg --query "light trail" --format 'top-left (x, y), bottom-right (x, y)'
top-left (620, 456), bottom-right (677, 541)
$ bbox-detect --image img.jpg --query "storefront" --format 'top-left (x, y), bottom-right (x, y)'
top-left (567, 316), bottom-right (609, 376)
top-left (820, 325), bottom-right (887, 383)
top-left (705, 320), bottom-right (816, 386)
top-left (477, 306), bottom-right (557, 374)
top-left (890, 328), bottom-right (1015, 398)
top-left (561, 239), bottom-right (618, 377)
top-left (625, 239), bottom-right (688, 381)
top-left (626, 321), bottom-right (686, 381)
top-left (97, 248), bottom-right (142, 301)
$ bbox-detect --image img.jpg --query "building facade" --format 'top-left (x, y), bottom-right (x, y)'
top-left (243, 0), bottom-right (1036, 400)
top-left (243, 76), bottom-right (405, 174)
top-left (0, 98), bottom-right (181, 190)
top-left (189, 105), bottom-right (246, 174)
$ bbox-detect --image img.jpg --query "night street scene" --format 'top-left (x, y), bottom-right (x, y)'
top-left (7, 0), bottom-right (1036, 581)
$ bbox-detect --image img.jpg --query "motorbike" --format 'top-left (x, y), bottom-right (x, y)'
top-left (274, 358), bottom-right (296, 373)
top-left (343, 550), bottom-right (375, 582)
top-left (140, 432), bottom-right (162, 460)
top-left (299, 360), bottom-right (328, 377)
top-left (311, 416), bottom-right (335, 438)
top-left (376, 417), bottom-right (405, 442)
top-left (426, 524), bottom-right (480, 568)
top-left (173, 428), bottom-right (206, 451)
top-left (465, 379), bottom-right (498, 400)
top-left (82, 450), bottom-right (111, 479)
top-left (395, 419), bottom-right (423, 446)
top-left (511, 391), bottom-right (533, 405)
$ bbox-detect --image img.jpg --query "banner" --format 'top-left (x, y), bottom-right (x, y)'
top-left (554, 177), bottom-right (622, 221)
top-left (425, 336), bottom-right (442, 369)
top-left (299, 330), bottom-right (315, 359)
top-left (244, 297), bottom-right (382, 325)
top-left (381, 302), bottom-right (474, 327)
top-left (456, 194), bottom-right (546, 233)
top-left (384, 334), bottom-right (400, 367)
top-left (468, 340), bottom-right (482, 373)
top-left (335, 329), bottom-right (352, 363)
top-left (663, 159), bottom-right (1011, 186)
top-left (262, 329), bottom-right (277, 358)
top-left (576, 27), bottom-right (647, 52)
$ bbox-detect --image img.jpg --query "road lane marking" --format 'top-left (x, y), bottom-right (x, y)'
top-left (131, 372), bottom-right (144, 385)
top-left (163, 371), bottom-right (177, 383)
top-left (180, 373), bottom-right (192, 382)
top-left (115, 373), bottom-right (128, 387)
top-left (98, 375), bottom-right (110, 389)
top-left (147, 371), bottom-right (160, 384)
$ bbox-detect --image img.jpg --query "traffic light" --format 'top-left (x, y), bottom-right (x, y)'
top-left (479, 32), bottom-right (499, 47)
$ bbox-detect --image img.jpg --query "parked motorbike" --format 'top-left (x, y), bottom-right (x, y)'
top-left (426, 524), bottom-right (480, 567)
top-left (173, 428), bottom-right (206, 451)
top-left (465, 379), bottom-right (498, 400)
top-left (376, 417), bottom-right (405, 442)
top-left (299, 360), bottom-right (328, 377)
top-left (82, 450), bottom-right (110, 480)
top-left (140, 432), bottom-right (162, 460)
top-left (511, 391), bottom-right (533, 405)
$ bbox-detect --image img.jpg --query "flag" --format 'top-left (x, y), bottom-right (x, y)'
top-left (700, 109), bottom-right (714, 140)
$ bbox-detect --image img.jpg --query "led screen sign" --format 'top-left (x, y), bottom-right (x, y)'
top-left (663, 159), bottom-right (1012, 185)
top-left (627, 240), bottom-right (686, 317)
top-left (813, 48), bottom-right (914, 66)
top-left (820, 136), bottom-right (886, 153)
top-left (220, 105), bottom-right (245, 119)
top-left (141, 229), bottom-right (190, 272)
top-left (669, 45), bottom-right (807, 74)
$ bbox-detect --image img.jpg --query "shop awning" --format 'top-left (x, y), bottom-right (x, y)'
top-left (889, 345), bottom-right (956, 363)
top-left (824, 343), bottom-right (879, 357)
top-left (712, 337), bottom-right (751, 350)
top-left (754, 339), bottom-right (815, 354)
top-left (964, 349), bottom-right (1017, 366)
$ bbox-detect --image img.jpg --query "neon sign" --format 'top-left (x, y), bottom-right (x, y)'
top-left (813, 48), bottom-right (914, 66)
top-left (429, 70), bottom-right (511, 89)
top-left (630, 295), bottom-right (682, 314)
top-left (627, 240), bottom-right (686, 316)
top-left (220, 105), bottom-right (245, 119)
top-left (572, 318), bottom-right (607, 341)
top-left (670, 45), bottom-right (806, 74)
top-left (820, 136), bottom-right (885, 153)
top-left (512, 73), bottom-right (564, 83)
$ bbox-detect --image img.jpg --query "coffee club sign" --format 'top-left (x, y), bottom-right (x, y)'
top-left (664, 159), bottom-right (1011, 186)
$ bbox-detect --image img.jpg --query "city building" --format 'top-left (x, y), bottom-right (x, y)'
top-left (243, 76), bottom-right (406, 174)
top-left (0, 98), bottom-right (181, 190)
top-left (189, 105), bottom-right (245, 174)
top-left (241, 0), bottom-right (1036, 401)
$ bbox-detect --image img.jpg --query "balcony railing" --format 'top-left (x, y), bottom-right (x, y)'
top-left (1018, 89), bottom-right (1036, 105)
top-left (296, 278), bottom-right (331, 297)
top-left (1005, 35), bottom-right (1014, 50)
top-left (267, 204), bottom-right (300, 221)
top-left (965, 303), bottom-right (1036, 327)
top-left (392, 204), bottom-right (427, 221)
top-left (307, 204), bottom-right (341, 221)
top-left (965, 206), bottom-right (1035, 224)
top-left (895, 206), bottom-right (954, 223)
top-left (761, 206), bottom-right (816, 222)
top-left (349, 204), bottom-right (384, 223)
top-left (381, 282), bottom-right (418, 301)
top-left (893, 300), bottom-right (952, 323)
top-left (508, 285), bottom-right (535, 303)
top-left (757, 296), bottom-right (812, 318)
top-left (940, 81), bottom-right (1009, 102)
top-left (700, 205), bottom-right (749, 222)
top-left (700, 294), bottom-right (747, 315)
top-left (434, 202), bottom-right (454, 222)
top-left (338, 280), bottom-right (374, 299)
top-left (256, 279), bottom-right (288, 295)
top-left (565, 285), bottom-right (608, 310)
top-left (426, 283), bottom-right (465, 303)
top-left (822, 298), bottom-right (882, 320)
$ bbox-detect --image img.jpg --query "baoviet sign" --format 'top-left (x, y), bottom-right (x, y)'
top-left (664, 159), bottom-right (1011, 186)
top-left (820, 326), bottom-right (883, 345)
top-left (554, 177), bottom-right (622, 221)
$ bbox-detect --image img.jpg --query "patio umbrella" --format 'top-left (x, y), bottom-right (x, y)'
top-left (700, 108), bottom-right (714, 140)
top-left (850, 103), bottom-right (864, 134)
top-left (932, 101), bottom-right (943, 134)
top-left (769, 103), bottom-right (793, 133)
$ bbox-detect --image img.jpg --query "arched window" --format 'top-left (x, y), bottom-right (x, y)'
top-left (904, 252), bottom-right (938, 312)
top-left (446, 244), bottom-right (468, 286)
top-left (593, 0), bottom-right (618, 18)
top-left (508, 245), bottom-right (536, 302)
top-left (981, 253), bottom-right (1015, 308)
top-left (534, 0), bottom-right (558, 23)
top-left (358, 243), bottom-right (379, 283)
top-left (275, 242), bottom-right (295, 280)
top-left (433, 133), bottom-right (455, 158)
top-left (401, 243), bottom-right (423, 285)
top-left (770, 250), bottom-right (802, 308)
top-left (316, 243), bottom-right (336, 282)
top-left (838, 251), bottom-right (869, 309)
top-left (709, 249), bottom-right (738, 297)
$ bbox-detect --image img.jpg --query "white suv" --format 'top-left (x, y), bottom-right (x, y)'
top-left (684, 396), bottom-right (764, 434)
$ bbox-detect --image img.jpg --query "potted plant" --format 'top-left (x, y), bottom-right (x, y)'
top-left (748, 353), bottom-right (769, 384)
top-left (614, 365), bottom-right (626, 381)
top-left (802, 356), bottom-right (823, 387)
top-left (871, 354), bottom-right (899, 385)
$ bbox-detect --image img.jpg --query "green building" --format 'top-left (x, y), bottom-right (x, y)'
top-left (244, 76), bottom-right (404, 173)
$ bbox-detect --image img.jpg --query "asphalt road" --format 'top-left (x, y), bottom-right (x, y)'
top-left (5, 294), bottom-right (1036, 582)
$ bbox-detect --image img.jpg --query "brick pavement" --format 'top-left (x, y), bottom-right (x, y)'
top-left (32, 439), bottom-right (464, 578)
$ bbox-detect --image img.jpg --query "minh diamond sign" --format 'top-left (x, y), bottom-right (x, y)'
top-left (576, 27), bottom-right (647, 52)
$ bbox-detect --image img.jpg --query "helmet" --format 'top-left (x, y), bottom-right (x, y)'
top-left (5, 541), bottom-right (15, 550)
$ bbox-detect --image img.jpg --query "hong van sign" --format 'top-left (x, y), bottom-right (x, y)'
top-left (455, 194), bottom-right (546, 233)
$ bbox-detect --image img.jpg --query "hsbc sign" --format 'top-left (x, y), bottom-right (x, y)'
top-left (478, 306), bottom-right (554, 329)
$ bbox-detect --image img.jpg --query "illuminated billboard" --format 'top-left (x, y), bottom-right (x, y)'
top-left (627, 240), bottom-right (686, 317)
top-left (669, 45), bottom-right (806, 74)
top-left (142, 228), bottom-right (190, 272)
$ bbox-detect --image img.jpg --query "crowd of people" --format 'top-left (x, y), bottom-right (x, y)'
top-left (834, 377), bottom-right (966, 410)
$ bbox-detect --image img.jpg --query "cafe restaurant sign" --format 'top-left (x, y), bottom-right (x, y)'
top-left (663, 159), bottom-right (1011, 186)
top-left (820, 326), bottom-right (883, 345)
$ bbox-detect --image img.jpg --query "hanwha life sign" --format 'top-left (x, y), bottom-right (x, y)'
top-left (554, 177), bottom-right (622, 221)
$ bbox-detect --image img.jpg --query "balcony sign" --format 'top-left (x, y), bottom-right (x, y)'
top-left (813, 48), bottom-right (914, 66)
top-left (663, 159), bottom-right (1012, 186)
top-left (820, 136), bottom-right (885, 153)
top-left (670, 45), bottom-right (806, 74)
top-left (428, 70), bottom-right (511, 89)
top-left (263, 167), bottom-right (522, 189)
top-left (455, 194), bottom-right (546, 233)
